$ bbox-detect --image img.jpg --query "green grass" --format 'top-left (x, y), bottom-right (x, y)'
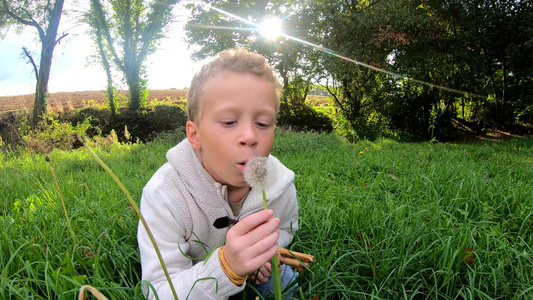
top-left (1, 130), bottom-right (532, 299)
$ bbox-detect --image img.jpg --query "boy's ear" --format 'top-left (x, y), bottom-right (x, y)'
top-left (186, 120), bottom-right (202, 150)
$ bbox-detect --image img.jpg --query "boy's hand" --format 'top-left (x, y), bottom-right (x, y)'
top-left (250, 254), bottom-right (282, 284)
top-left (251, 262), bottom-right (272, 284)
top-left (224, 209), bottom-right (280, 276)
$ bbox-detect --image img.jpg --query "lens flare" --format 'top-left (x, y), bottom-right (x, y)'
top-left (259, 17), bottom-right (283, 40)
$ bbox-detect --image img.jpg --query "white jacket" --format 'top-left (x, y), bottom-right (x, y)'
top-left (138, 139), bottom-right (299, 300)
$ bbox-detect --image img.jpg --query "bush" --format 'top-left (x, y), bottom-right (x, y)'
top-left (60, 104), bottom-right (187, 143)
top-left (0, 110), bottom-right (30, 148)
top-left (22, 115), bottom-right (93, 153)
top-left (277, 104), bottom-right (334, 132)
top-left (0, 103), bottom-right (189, 153)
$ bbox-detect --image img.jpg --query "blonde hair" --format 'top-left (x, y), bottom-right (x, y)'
top-left (187, 48), bottom-right (281, 122)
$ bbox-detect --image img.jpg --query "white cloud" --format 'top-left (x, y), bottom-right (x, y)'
top-left (0, 32), bottom-right (38, 95)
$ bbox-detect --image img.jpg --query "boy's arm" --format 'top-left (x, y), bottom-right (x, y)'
top-left (138, 181), bottom-right (243, 300)
top-left (272, 183), bottom-right (299, 248)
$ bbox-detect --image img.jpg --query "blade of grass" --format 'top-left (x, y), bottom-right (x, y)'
top-left (46, 155), bottom-right (77, 249)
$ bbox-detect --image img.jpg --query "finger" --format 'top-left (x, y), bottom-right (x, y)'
top-left (224, 228), bottom-right (279, 275)
top-left (227, 217), bottom-right (280, 255)
top-left (256, 266), bottom-right (271, 284)
top-left (251, 273), bottom-right (268, 285)
top-left (246, 218), bottom-right (280, 250)
top-left (248, 229), bottom-right (280, 261)
top-left (260, 265), bottom-right (272, 278)
top-left (264, 261), bottom-right (272, 272)
top-left (231, 209), bottom-right (274, 236)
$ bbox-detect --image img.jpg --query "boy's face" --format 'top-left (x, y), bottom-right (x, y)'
top-left (186, 71), bottom-right (277, 190)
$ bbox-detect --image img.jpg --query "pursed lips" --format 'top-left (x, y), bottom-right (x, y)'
top-left (235, 161), bottom-right (247, 172)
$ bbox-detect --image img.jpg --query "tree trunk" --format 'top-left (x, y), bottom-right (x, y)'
top-left (486, 62), bottom-right (501, 129)
top-left (32, 0), bottom-right (65, 127)
top-left (278, 59), bottom-right (290, 113)
top-left (500, 59), bottom-right (508, 128)
top-left (126, 65), bottom-right (142, 112)
top-left (128, 82), bottom-right (141, 111)
top-left (96, 28), bottom-right (116, 116)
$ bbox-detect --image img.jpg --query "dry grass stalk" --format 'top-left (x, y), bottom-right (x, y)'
top-left (78, 285), bottom-right (108, 300)
top-left (278, 247), bottom-right (314, 272)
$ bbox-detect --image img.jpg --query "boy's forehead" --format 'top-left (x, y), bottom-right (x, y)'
top-left (194, 71), bottom-right (279, 120)
top-left (203, 71), bottom-right (276, 93)
top-left (208, 70), bottom-right (255, 81)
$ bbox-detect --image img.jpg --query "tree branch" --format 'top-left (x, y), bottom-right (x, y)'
top-left (361, 0), bottom-right (382, 11)
top-left (4, 9), bottom-right (36, 27)
top-left (22, 47), bottom-right (39, 81)
top-left (55, 32), bottom-right (68, 45)
top-left (5, 8), bottom-right (46, 40)
top-left (323, 77), bottom-right (347, 113)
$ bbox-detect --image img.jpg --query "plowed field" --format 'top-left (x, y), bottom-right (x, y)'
top-left (0, 89), bottom-right (188, 112)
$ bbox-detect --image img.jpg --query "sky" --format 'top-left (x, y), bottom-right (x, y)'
top-left (0, 4), bottom-right (204, 97)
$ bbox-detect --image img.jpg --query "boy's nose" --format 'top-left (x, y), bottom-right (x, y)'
top-left (239, 123), bottom-right (258, 147)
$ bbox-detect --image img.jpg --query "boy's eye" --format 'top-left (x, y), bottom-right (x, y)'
top-left (256, 121), bottom-right (271, 128)
top-left (222, 120), bottom-right (237, 126)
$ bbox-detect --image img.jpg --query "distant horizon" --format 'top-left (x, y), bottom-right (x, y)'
top-left (0, 87), bottom-right (190, 98)
top-left (0, 88), bottom-right (190, 112)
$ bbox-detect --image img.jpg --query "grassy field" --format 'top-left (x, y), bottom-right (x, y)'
top-left (1, 130), bottom-right (532, 299)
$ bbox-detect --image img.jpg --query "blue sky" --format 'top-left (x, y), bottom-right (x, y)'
top-left (0, 6), bottom-right (202, 97)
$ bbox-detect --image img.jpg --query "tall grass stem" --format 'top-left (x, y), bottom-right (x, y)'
top-left (47, 157), bottom-right (77, 248)
top-left (77, 134), bottom-right (179, 300)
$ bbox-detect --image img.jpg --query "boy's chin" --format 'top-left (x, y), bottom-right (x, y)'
top-left (225, 181), bottom-right (249, 190)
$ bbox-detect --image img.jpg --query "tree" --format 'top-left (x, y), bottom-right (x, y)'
top-left (368, 0), bottom-right (457, 139)
top-left (311, 0), bottom-right (533, 137)
top-left (86, 0), bottom-right (117, 116)
top-left (306, 0), bottom-right (399, 138)
top-left (87, 0), bottom-right (179, 112)
top-left (0, 0), bottom-right (68, 126)
top-left (415, 0), bottom-right (533, 129)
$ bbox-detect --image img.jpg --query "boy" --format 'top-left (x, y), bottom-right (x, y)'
top-left (138, 48), bottom-right (299, 299)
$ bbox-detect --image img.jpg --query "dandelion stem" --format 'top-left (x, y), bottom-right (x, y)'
top-left (261, 187), bottom-right (282, 300)
top-left (77, 135), bottom-right (179, 300)
top-left (262, 189), bottom-right (268, 210)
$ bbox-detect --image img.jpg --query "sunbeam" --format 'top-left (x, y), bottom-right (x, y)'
top-left (189, 24), bottom-right (256, 32)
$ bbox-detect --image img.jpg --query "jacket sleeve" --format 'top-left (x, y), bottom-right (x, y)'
top-left (138, 172), bottom-right (244, 300)
top-left (272, 182), bottom-right (299, 248)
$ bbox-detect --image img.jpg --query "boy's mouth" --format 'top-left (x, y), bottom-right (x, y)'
top-left (235, 161), bottom-right (248, 171)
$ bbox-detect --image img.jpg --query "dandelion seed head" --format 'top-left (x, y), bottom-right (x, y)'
top-left (244, 156), bottom-right (276, 189)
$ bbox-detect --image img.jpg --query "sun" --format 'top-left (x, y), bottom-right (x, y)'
top-left (258, 17), bottom-right (283, 41)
